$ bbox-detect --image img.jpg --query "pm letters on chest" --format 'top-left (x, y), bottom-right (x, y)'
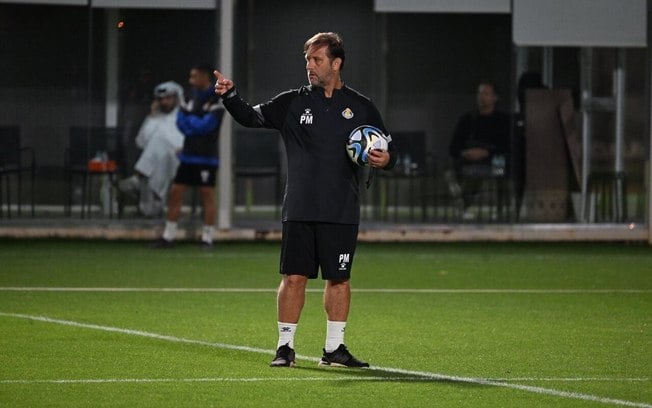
top-left (300, 108), bottom-right (314, 125)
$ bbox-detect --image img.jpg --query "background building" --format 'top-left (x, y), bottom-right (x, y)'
top-left (0, 0), bottom-right (650, 242)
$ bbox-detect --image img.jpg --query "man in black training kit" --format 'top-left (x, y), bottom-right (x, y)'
top-left (214, 32), bottom-right (397, 367)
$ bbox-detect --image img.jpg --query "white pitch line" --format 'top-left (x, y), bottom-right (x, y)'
top-left (483, 377), bottom-right (650, 382)
top-left (1, 312), bottom-right (650, 408)
top-left (365, 366), bottom-right (652, 408)
top-left (0, 376), bottom-right (430, 385)
top-left (2, 377), bottom-right (647, 385)
top-left (0, 287), bottom-right (278, 293)
top-left (1, 287), bottom-right (650, 294)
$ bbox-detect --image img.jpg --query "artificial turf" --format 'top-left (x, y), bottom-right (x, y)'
top-left (0, 240), bottom-right (650, 407)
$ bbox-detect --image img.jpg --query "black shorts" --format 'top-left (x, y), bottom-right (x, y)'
top-left (280, 221), bottom-right (359, 280)
top-left (173, 163), bottom-right (217, 187)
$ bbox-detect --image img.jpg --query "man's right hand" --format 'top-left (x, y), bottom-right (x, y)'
top-left (214, 70), bottom-right (234, 96)
top-left (149, 100), bottom-right (159, 115)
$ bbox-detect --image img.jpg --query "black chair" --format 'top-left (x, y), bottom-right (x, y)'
top-left (377, 131), bottom-right (428, 222)
top-left (234, 129), bottom-right (283, 217)
top-left (0, 126), bottom-right (36, 218)
top-left (65, 127), bottom-right (124, 218)
top-left (455, 155), bottom-right (509, 222)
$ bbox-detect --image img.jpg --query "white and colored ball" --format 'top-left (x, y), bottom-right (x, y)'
top-left (346, 125), bottom-right (389, 167)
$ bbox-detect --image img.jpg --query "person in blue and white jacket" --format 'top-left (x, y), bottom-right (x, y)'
top-left (154, 64), bottom-right (225, 249)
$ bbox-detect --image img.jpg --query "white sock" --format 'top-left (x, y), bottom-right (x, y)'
top-left (201, 225), bottom-right (214, 244)
top-left (277, 322), bottom-right (297, 349)
top-left (325, 320), bottom-right (346, 353)
top-left (162, 221), bottom-right (177, 242)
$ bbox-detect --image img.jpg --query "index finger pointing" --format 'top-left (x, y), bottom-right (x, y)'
top-left (213, 70), bottom-right (223, 81)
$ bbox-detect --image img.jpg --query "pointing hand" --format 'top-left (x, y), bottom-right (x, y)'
top-left (214, 70), bottom-right (234, 96)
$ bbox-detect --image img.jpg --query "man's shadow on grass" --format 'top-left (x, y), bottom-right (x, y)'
top-left (293, 365), bottom-right (480, 387)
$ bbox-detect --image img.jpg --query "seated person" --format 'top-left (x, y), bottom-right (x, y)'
top-left (448, 81), bottom-right (510, 211)
top-left (119, 81), bottom-right (185, 216)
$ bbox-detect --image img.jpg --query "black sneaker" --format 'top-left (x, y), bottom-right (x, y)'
top-left (200, 241), bottom-right (214, 251)
top-left (270, 344), bottom-right (295, 367)
top-left (149, 238), bottom-right (175, 249)
top-left (319, 344), bottom-right (369, 368)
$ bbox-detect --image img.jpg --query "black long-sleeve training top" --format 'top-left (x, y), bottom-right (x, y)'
top-left (222, 84), bottom-right (397, 225)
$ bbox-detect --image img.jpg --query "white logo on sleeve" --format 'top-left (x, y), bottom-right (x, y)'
top-left (300, 108), bottom-right (313, 125)
top-left (338, 253), bottom-right (350, 271)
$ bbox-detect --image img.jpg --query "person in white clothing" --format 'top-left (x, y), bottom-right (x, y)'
top-left (119, 81), bottom-right (185, 216)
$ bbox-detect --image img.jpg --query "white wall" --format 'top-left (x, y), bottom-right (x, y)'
top-left (513, 0), bottom-right (647, 47)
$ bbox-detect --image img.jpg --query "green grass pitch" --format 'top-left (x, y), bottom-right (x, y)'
top-left (0, 239), bottom-right (650, 407)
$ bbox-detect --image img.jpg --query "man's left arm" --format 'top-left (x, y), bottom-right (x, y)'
top-left (493, 112), bottom-right (511, 154)
top-left (367, 104), bottom-right (397, 170)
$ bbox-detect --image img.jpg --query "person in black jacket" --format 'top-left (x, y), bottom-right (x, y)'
top-left (154, 64), bottom-right (224, 249)
top-left (215, 32), bottom-right (397, 368)
top-left (448, 81), bottom-right (510, 214)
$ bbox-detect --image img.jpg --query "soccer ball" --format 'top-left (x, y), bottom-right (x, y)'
top-left (346, 125), bottom-right (389, 167)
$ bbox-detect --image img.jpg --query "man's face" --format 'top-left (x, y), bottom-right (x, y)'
top-left (189, 69), bottom-right (211, 91)
top-left (157, 95), bottom-right (177, 113)
top-left (476, 84), bottom-right (497, 111)
top-left (305, 45), bottom-right (339, 88)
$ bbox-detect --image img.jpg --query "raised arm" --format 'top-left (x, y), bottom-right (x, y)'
top-left (213, 70), bottom-right (265, 128)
